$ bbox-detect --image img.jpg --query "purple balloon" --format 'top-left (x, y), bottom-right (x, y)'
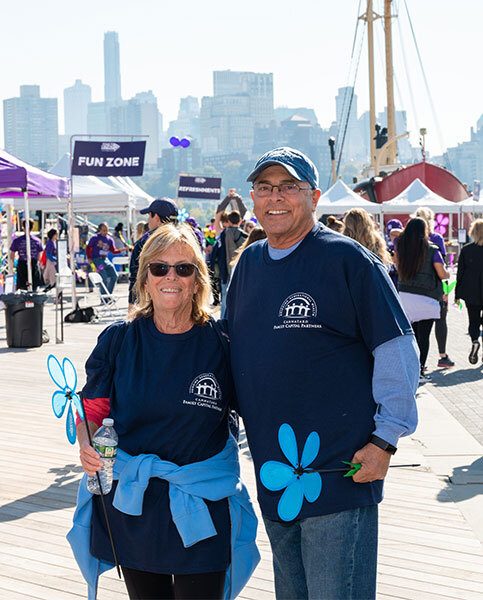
top-left (180, 138), bottom-right (191, 148)
top-left (169, 136), bottom-right (180, 147)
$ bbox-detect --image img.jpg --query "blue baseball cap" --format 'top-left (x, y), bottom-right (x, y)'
top-left (247, 147), bottom-right (319, 189)
top-left (140, 198), bottom-right (178, 219)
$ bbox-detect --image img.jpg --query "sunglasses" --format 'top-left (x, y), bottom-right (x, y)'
top-left (148, 262), bottom-right (198, 278)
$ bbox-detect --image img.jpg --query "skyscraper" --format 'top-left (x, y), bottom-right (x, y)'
top-left (201, 70), bottom-right (274, 156)
top-left (104, 31), bottom-right (122, 103)
top-left (3, 85), bottom-right (58, 165)
top-left (64, 79), bottom-right (92, 135)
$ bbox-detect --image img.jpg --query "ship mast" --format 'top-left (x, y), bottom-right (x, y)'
top-left (360, 0), bottom-right (380, 172)
top-left (384, 0), bottom-right (397, 165)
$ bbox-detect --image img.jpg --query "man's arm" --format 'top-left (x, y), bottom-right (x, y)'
top-left (351, 334), bottom-right (419, 483)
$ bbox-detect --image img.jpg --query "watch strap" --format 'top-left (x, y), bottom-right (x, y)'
top-left (370, 434), bottom-right (397, 455)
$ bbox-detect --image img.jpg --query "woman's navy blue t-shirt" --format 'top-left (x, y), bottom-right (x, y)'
top-left (83, 317), bottom-right (233, 574)
top-left (226, 224), bottom-right (412, 521)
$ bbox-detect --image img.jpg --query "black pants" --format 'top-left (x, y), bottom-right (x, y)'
top-left (122, 566), bottom-right (225, 600)
top-left (413, 319), bottom-right (435, 371)
top-left (466, 304), bottom-right (483, 341)
top-left (16, 259), bottom-right (42, 290)
top-left (434, 299), bottom-right (448, 354)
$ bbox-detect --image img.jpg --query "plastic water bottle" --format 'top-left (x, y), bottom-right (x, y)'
top-left (86, 418), bottom-right (118, 495)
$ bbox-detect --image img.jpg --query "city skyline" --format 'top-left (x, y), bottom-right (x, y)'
top-left (1, 0), bottom-right (482, 157)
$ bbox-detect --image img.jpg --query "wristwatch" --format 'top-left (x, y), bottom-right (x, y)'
top-left (369, 435), bottom-right (397, 455)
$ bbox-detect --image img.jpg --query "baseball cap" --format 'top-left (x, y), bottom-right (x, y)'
top-left (247, 147), bottom-right (319, 189)
top-left (140, 198), bottom-right (178, 218)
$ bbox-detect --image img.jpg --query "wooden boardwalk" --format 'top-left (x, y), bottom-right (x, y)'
top-left (0, 287), bottom-right (482, 599)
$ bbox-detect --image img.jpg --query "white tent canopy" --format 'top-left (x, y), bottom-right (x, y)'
top-left (457, 196), bottom-right (483, 214)
top-left (3, 175), bottom-right (132, 213)
top-left (316, 179), bottom-right (381, 217)
top-left (103, 176), bottom-right (152, 211)
top-left (381, 179), bottom-right (460, 214)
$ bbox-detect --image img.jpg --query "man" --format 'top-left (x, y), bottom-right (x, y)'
top-left (210, 210), bottom-right (247, 316)
top-left (214, 188), bottom-right (247, 234)
top-left (226, 147), bottom-right (419, 599)
top-left (10, 219), bottom-right (43, 290)
top-left (128, 198), bottom-right (178, 305)
top-left (86, 223), bottom-right (127, 294)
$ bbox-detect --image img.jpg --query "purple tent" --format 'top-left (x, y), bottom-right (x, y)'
top-left (0, 149), bottom-right (69, 289)
top-left (0, 149), bottom-right (69, 198)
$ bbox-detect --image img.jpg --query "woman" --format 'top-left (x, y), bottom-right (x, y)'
top-left (325, 215), bottom-right (344, 233)
top-left (70, 223), bottom-right (259, 600)
top-left (230, 226), bottom-right (267, 270)
top-left (455, 218), bottom-right (483, 364)
top-left (343, 208), bottom-right (392, 266)
top-left (412, 207), bottom-right (454, 368)
top-left (113, 222), bottom-right (133, 254)
top-left (42, 228), bottom-right (58, 290)
top-left (395, 218), bottom-right (449, 382)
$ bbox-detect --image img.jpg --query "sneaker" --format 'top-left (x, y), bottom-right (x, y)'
top-left (469, 341), bottom-right (480, 365)
top-left (437, 355), bottom-right (455, 368)
top-left (419, 373), bottom-right (432, 384)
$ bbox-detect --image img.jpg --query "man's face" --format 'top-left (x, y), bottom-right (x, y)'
top-left (99, 224), bottom-right (108, 236)
top-left (250, 165), bottom-right (320, 248)
top-left (148, 212), bottom-right (161, 230)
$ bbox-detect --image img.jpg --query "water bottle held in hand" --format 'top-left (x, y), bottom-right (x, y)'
top-left (86, 418), bottom-right (118, 495)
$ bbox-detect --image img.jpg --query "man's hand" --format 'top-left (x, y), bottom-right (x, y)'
top-left (350, 442), bottom-right (391, 483)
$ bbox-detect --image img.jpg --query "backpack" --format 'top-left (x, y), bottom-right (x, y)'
top-left (64, 304), bottom-right (98, 323)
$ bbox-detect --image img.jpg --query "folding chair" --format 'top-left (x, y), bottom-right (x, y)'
top-left (88, 272), bottom-right (124, 319)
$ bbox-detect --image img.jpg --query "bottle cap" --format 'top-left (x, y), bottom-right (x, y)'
top-left (102, 418), bottom-right (114, 427)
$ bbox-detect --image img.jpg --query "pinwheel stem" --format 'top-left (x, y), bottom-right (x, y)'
top-left (79, 393), bottom-right (122, 579)
top-left (306, 463), bottom-right (421, 474)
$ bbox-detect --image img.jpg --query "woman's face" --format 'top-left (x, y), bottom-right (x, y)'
top-left (145, 242), bottom-right (199, 317)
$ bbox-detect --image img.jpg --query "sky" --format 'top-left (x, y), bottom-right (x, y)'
top-left (1, 0), bottom-right (482, 156)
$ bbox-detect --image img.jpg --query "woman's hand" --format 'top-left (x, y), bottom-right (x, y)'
top-left (79, 442), bottom-right (102, 477)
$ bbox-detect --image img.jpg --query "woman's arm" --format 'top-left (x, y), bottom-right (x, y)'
top-left (77, 420), bottom-right (102, 476)
top-left (434, 261), bottom-right (450, 280)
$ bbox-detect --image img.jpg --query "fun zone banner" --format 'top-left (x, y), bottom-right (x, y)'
top-left (71, 141), bottom-right (146, 176)
top-left (178, 176), bottom-right (222, 200)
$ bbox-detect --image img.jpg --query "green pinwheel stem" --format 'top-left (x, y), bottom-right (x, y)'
top-left (342, 461), bottom-right (362, 477)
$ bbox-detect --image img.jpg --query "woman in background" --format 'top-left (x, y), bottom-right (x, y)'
top-left (395, 218), bottom-right (449, 382)
top-left (412, 207), bottom-right (454, 368)
top-left (43, 228), bottom-right (58, 290)
top-left (455, 218), bottom-right (483, 364)
top-left (343, 208), bottom-right (392, 266)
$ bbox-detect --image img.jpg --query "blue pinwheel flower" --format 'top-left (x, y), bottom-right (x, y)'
top-left (178, 208), bottom-right (189, 223)
top-left (260, 423), bottom-right (322, 521)
top-left (47, 355), bottom-right (84, 444)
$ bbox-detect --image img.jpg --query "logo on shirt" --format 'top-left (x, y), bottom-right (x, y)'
top-left (274, 293), bottom-right (322, 331)
top-left (183, 373), bottom-right (223, 412)
top-left (279, 293), bottom-right (317, 319)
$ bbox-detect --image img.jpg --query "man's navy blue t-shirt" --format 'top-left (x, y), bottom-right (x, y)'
top-left (84, 318), bottom-right (233, 574)
top-left (226, 224), bottom-right (412, 521)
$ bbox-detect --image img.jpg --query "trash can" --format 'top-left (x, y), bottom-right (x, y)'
top-left (0, 293), bottom-right (48, 348)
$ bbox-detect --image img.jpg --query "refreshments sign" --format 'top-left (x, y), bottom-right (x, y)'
top-left (177, 176), bottom-right (222, 200)
top-left (72, 141), bottom-right (146, 176)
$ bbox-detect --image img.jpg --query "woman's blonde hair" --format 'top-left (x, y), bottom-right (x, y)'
top-left (129, 223), bottom-right (211, 325)
top-left (469, 218), bottom-right (483, 245)
top-left (413, 207), bottom-right (435, 232)
top-left (343, 208), bottom-right (392, 264)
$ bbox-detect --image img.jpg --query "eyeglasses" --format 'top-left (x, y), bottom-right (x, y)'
top-left (148, 262), bottom-right (198, 278)
top-left (252, 182), bottom-right (312, 197)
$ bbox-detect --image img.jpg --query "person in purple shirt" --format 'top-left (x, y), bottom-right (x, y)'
top-left (86, 223), bottom-right (127, 293)
top-left (412, 207), bottom-right (455, 368)
top-left (10, 219), bottom-right (43, 290)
